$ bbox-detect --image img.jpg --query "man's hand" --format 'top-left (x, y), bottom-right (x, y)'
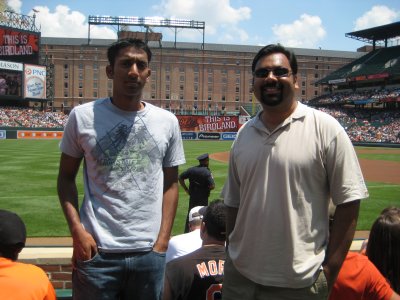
top-left (71, 227), bottom-right (98, 268)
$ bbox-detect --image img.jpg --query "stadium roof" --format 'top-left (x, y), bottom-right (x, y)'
top-left (345, 22), bottom-right (400, 46)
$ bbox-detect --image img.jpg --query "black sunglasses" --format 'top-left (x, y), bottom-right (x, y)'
top-left (253, 67), bottom-right (292, 78)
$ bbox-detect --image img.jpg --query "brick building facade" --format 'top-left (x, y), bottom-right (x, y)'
top-left (41, 36), bottom-right (364, 114)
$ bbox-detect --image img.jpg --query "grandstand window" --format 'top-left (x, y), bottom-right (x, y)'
top-left (93, 73), bottom-right (98, 80)
top-left (79, 91), bottom-right (83, 97)
top-left (236, 60), bottom-right (240, 65)
top-left (179, 94), bottom-right (183, 100)
top-left (64, 82), bottom-right (68, 88)
top-left (208, 86), bottom-right (212, 92)
top-left (93, 91), bottom-right (97, 98)
top-left (166, 84), bottom-right (170, 91)
top-left (302, 90), bottom-right (305, 96)
top-left (180, 75), bottom-right (184, 82)
top-left (194, 85), bottom-right (198, 92)
top-left (235, 96), bottom-right (239, 102)
top-left (179, 66), bottom-right (185, 73)
top-left (194, 66), bottom-right (199, 73)
top-left (208, 95), bottom-right (211, 100)
top-left (165, 65), bottom-right (170, 71)
top-left (93, 82), bottom-right (98, 89)
top-left (315, 65), bottom-right (319, 69)
top-left (236, 69), bottom-right (240, 74)
top-left (79, 63), bottom-right (83, 70)
top-left (93, 63), bottom-right (98, 70)
top-left (166, 94), bottom-right (170, 99)
top-left (79, 82), bottom-right (83, 89)
top-left (222, 96), bottom-right (226, 101)
top-left (302, 82), bottom-right (306, 87)
top-left (180, 85), bottom-right (184, 91)
top-left (165, 74), bottom-right (170, 81)
top-left (235, 86), bottom-right (239, 93)
top-left (152, 93), bottom-right (155, 99)
top-left (64, 64), bottom-right (68, 69)
top-left (151, 84), bottom-right (156, 90)
top-left (194, 76), bottom-right (198, 83)
top-left (222, 69), bottom-right (227, 74)
top-left (208, 76), bottom-right (212, 83)
top-left (314, 73), bottom-right (319, 78)
top-left (314, 91), bottom-right (318, 96)
top-left (108, 81), bottom-right (112, 89)
top-left (64, 91), bottom-right (68, 97)
top-left (236, 78), bottom-right (240, 84)
top-left (222, 78), bottom-right (227, 84)
top-left (64, 72), bottom-right (68, 79)
top-left (208, 68), bottom-right (213, 74)
top-left (79, 72), bottom-right (83, 80)
top-left (315, 57), bottom-right (319, 61)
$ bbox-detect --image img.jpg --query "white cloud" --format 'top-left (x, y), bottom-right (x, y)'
top-left (28, 4), bottom-right (117, 39)
top-left (153, 0), bottom-right (251, 43)
top-left (272, 14), bottom-right (326, 48)
top-left (7, 0), bottom-right (22, 13)
top-left (354, 5), bottom-right (399, 31)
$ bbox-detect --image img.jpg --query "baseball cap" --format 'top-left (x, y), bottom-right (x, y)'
top-left (189, 206), bottom-right (206, 222)
top-left (0, 210), bottom-right (26, 247)
top-left (196, 153), bottom-right (209, 161)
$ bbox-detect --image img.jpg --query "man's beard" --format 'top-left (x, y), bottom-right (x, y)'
top-left (259, 82), bottom-right (284, 107)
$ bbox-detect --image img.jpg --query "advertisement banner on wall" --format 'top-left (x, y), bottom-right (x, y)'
top-left (0, 130), bottom-right (6, 139)
top-left (177, 115), bottom-right (238, 132)
top-left (17, 131), bottom-right (63, 139)
top-left (24, 64), bottom-right (46, 99)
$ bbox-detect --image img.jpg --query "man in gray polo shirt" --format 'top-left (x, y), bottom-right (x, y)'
top-left (222, 44), bottom-right (368, 300)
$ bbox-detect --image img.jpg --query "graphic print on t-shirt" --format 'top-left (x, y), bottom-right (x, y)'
top-left (91, 121), bottom-right (161, 192)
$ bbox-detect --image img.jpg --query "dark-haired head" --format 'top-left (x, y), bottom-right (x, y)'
top-left (202, 199), bottom-right (226, 241)
top-left (107, 38), bottom-right (152, 67)
top-left (252, 44), bottom-right (298, 75)
top-left (366, 207), bottom-right (400, 293)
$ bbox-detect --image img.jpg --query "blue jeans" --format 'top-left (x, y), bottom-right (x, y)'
top-left (72, 250), bottom-right (166, 300)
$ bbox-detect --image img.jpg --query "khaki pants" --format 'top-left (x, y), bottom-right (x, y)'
top-left (222, 255), bottom-right (328, 300)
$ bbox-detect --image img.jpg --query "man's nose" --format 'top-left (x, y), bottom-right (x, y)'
top-left (128, 64), bottom-right (139, 76)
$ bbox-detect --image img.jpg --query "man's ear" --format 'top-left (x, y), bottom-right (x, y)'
top-left (293, 74), bottom-right (299, 89)
top-left (106, 65), bottom-right (113, 79)
top-left (146, 69), bottom-right (151, 82)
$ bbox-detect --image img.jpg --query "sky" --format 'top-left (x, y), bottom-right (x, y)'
top-left (7, 0), bottom-right (400, 51)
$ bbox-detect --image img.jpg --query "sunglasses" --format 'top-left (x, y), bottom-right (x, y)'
top-left (253, 67), bottom-right (292, 78)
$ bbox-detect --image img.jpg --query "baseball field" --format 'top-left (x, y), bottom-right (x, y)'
top-left (0, 139), bottom-right (399, 237)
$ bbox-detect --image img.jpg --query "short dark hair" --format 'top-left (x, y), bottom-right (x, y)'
top-left (203, 199), bottom-right (226, 241)
top-left (251, 44), bottom-right (298, 75)
top-left (366, 207), bottom-right (400, 293)
top-left (107, 38), bottom-right (152, 67)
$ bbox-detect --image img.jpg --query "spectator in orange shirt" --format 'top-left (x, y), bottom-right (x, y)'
top-left (367, 206), bottom-right (400, 294)
top-left (0, 209), bottom-right (56, 300)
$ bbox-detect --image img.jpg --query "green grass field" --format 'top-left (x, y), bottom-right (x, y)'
top-left (0, 139), bottom-right (399, 237)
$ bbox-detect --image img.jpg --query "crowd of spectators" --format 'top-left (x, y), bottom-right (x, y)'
top-left (317, 107), bottom-right (400, 143)
top-left (309, 86), bottom-right (400, 105)
top-left (0, 107), bottom-right (68, 128)
top-left (0, 104), bottom-right (399, 143)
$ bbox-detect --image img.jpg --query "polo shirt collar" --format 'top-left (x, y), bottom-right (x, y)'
top-left (251, 101), bottom-right (308, 133)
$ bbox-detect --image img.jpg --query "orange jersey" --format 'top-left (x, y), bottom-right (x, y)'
top-left (0, 257), bottom-right (56, 300)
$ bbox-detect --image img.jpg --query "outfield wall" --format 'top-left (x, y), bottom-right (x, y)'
top-left (1, 128), bottom-right (399, 147)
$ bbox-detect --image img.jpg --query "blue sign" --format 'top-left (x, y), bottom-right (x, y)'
top-left (0, 130), bottom-right (5, 139)
top-left (222, 132), bottom-right (237, 140)
top-left (181, 132), bottom-right (197, 140)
